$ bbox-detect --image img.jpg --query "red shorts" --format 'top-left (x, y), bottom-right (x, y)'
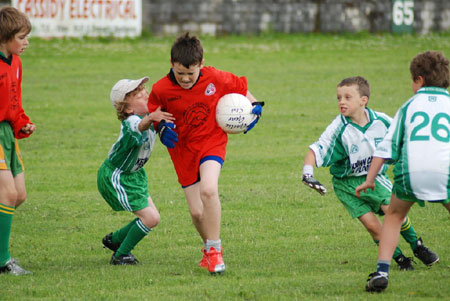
top-left (169, 135), bottom-right (227, 187)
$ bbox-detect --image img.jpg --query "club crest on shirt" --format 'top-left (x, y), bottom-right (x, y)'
top-left (184, 102), bottom-right (210, 129)
top-left (374, 137), bottom-right (383, 147)
top-left (205, 83), bottom-right (216, 96)
top-left (350, 144), bottom-right (359, 154)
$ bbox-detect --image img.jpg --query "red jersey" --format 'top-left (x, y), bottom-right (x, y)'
top-left (148, 66), bottom-right (248, 186)
top-left (0, 54), bottom-right (32, 139)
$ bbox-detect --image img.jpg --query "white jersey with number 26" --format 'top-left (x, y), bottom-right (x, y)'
top-left (374, 87), bottom-right (450, 201)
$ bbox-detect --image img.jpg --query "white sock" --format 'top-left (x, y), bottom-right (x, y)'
top-left (206, 239), bottom-right (221, 252)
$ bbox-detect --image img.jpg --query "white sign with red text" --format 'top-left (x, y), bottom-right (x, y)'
top-left (12, 0), bottom-right (142, 37)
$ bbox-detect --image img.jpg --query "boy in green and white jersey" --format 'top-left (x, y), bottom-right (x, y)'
top-left (302, 76), bottom-right (438, 271)
top-left (97, 77), bottom-right (175, 265)
top-left (357, 51), bottom-right (450, 293)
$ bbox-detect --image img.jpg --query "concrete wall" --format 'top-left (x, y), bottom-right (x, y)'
top-left (142, 0), bottom-right (449, 35)
top-left (1, 0), bottom-right (448, 36)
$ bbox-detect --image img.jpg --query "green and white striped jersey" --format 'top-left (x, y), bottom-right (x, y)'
top-left (310, 108), bottom-right (391, 178)
top-left (107, 115), bottom-right (156, 173)
top-left (374, 87), bottom-right (450, 201)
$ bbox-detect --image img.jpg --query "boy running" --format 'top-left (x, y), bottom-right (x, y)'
top-left (357, 51), bottom-right (450, 293)
top-left (147, 32), bottom-right (263, 275)
top-left (97, 77), bottom-right (174, 265)
top-left (0, 7), bottom-right (35, 276)
top-left (302, 76), bottom-right (438, 271)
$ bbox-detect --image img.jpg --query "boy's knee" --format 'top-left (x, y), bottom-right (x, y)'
top-left (200, 187), bottom-right (218, 202)
top-left (141, 210), bottom-right (160, 229)
top-left (190, 208), bottom-right (203, 221)
top-left (0, 188), bottom-right (18, 207)
top-left (15, 192), bottom-right (27, 207)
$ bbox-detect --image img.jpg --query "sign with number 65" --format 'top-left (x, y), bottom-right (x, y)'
top-left (392, 0), bottom-right (414, 33)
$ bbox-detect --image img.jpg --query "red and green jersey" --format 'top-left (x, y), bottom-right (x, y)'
top-left (0, 54), bottom-right (32, 139)
top-left (148, 66), bottom-right (248, 186)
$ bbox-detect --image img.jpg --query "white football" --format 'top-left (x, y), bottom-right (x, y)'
top-left (216, 93), bottom-right (256, 134)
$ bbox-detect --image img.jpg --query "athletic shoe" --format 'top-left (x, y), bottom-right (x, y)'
top-left (199, 248), bottom-right (208, 269)
top-left (206, 247), bottom-right (225, 275)
top-left (394, 254), bottom-right (414, 271)
top-left (102, 232), bottom-right (120, 252)
top-left (413, 238), bottom-right (439, 266)
top-left (0, 258), bottom-right (32, 276)
top-left (103, 232), bottom-right (136, 260)
top-left (110, 253), bottom-right (139, 265)
top-left (365, 272), bottom-right (388, 293)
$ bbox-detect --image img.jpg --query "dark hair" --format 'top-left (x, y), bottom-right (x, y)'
top-left (171, 32), bottom-right (203, 68)
top-left (410, 51), bottom-right (450, 88)
top-left (0, 7), bottom-right (31, 44)
top-left (337, 76), bottom-right (370, 99)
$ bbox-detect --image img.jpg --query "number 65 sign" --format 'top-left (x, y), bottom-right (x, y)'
top-left (392, 0), bottom-right (414, 33)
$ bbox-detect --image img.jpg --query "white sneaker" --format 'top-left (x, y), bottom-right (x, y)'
top-left (0, 258), bottom-right (32, 276)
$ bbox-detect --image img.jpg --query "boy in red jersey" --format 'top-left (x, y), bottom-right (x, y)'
top-left (148, 32), bottom-right (263, 275)
top-left (0, 7), bottom-right (35, 275)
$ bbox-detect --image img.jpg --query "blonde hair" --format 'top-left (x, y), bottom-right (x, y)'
top-left (0, 7), bottom-right (32, 44)
top-left (114, 84), bottom-right (146, 121)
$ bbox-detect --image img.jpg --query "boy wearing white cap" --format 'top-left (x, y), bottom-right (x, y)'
top-left (97, 77), bottom-right (175, 265)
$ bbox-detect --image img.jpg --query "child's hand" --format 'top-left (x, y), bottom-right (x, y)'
top-left (355, 181), bottom-right (375, 197)
top-left (149, 107), bottom-right (175, 123)
top-left (157, 120), bottom-right (178, 148)
top-left (302, 174), bottom-right (326, 195)
top-left (20, 123), bottom-right (36, 135)
top-left (244, 102), bottom-right (265, 134)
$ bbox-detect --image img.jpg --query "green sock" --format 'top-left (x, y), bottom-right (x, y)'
top-left (111, 218), bottom-right (139, 244)
top-left (115, 219), bottom-right (151, 257)
top-left (374, 239), bottom-right (403, 259)
top-left (393, 246), bottom-right (403, 259)
top-left (0, 204), bottom-right (15, 266)
top-left (400, 216), bottom-right (418, 251)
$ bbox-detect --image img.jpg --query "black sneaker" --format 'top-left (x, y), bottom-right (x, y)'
top-left (366, 272), bottom-right (388, 293)
top-left (102, 232), bottom-right (120, 252)
top-left (110, 253), bottom-right (139, 265)
top-left (413, 238), bottom-right (439, 266)
top-left (394, 254), bottom-right (415, 271)
top-left (0, 258), bottom-right (32, 276)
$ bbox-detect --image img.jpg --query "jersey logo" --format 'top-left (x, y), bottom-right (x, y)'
top-left (350, 144), bottom-right (359, 154)
top-left (184, 102), bottom-right (210, 129)
top-left (168, 96), bottom-right (181, 102)
top-left (374, 137), bottom-right (383, 147)
top-left (205, 83), bottom-right (216, 96)
top-left (428, 96), bottom-right (437, 102)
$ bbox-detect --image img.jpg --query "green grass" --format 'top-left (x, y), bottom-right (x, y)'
top-left (3, 33), bottom-right (450, 300)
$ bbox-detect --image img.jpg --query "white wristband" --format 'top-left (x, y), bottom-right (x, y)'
top-left (303, 165), bottom-right (314, 176)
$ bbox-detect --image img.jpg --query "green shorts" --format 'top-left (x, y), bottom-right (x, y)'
top-left (97, 160), bottom-right (149, 212)
top-left (393, 186), bottom-right (450, 207)
top-left (332, 175), bottom-right (392, 219)
top-left (0, 121), bottom-right (24, 177)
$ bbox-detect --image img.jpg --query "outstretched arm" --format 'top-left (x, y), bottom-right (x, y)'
top-left (138, 106), bottom-right (175, 132)
top-left (302, 149), bottom-right (327, 195)
top-left (355, 156), bottom-right (386, 197)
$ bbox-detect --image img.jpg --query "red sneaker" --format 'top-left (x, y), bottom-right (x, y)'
top-left (206, 247), bottom-right (225, 275)
top-left (199, 248), bottom-right (208, 269)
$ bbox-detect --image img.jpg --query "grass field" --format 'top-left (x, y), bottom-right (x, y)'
top-left (3, 33), bottom-right (450, 300)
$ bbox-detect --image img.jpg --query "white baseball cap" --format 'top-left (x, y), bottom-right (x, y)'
top-left (110, 77), bottom-right (149, 106)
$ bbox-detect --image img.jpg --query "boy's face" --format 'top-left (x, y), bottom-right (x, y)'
top-left (2, 29), bottom-right (29, 56)
top-left (125, 86), bottom-right (149, 117)
top-left (336, 84), bottom-right (368, 119)
top-left (171, 60), bottom-right (204, 90)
